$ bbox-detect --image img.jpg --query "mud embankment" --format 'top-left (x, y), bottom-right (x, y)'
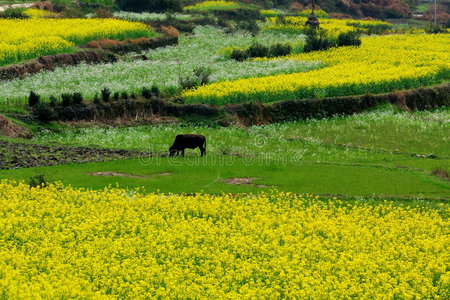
top-left (45, 83), bottom-right (450, 126)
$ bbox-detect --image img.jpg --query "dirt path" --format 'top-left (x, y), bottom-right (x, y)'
top-left (0, 3), bottom-right (33, 12)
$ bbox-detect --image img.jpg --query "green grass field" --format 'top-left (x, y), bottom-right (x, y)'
top-left (1, 157), bottom-right (448, 198)
top-left (1, 106), bottom-right (448, 199)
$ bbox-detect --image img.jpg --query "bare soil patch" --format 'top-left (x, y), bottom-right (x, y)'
top-left (152, 172), bottom-right (171, 176)
top-left (0, 140), bottom-right (151, 170)
top-left (432, 168), bottom-right (450, 181)
top-left (88, 171), bottom-right (171, 178)
top-left (222, 177), bottom-right (268, 188)
top-left (0, 115), bottom-right (31, 138)
top-left (88, 172), bottom-right (146, 178)
top-left (62, 115), bottom-right (178, 127)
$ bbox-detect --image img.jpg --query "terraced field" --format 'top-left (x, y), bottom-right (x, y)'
top-left (0, 3), bottom-right (449, 298)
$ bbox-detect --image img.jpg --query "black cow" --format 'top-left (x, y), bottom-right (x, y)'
top-left (169, 134), bottom-right (206, 157)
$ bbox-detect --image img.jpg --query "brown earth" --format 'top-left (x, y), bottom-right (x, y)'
top-left (47, 83), bottom-right (450, 127)
top-left (432, 168), bottom-right (450, 181)
top-left (0, 140), bottom-right (152, 170)
top-left (0, 115), bottom-right (31, 138)
top-left (88, 171), bottom-right (171, 178)
top-left (222, 177), bottom-right (268, 188)
top-left (0, 50), bottom-right (113, 81)
top-left (88, 172), bottom-right (147, 178)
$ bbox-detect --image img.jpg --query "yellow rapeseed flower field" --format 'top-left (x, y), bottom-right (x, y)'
top-left (183, 1), bottom-right (249, 12)
top-left (0, 18), bottom-right (153, 66)
top-left (0, 180), bottom-right (448, 298)
top-left (263, 16), bottom-right (392, 36)
top-left (23, 8), bottom-right (58, 18)
top-left (183, 33), bottom-right (450, 104)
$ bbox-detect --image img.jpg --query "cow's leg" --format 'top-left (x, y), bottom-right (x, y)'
top-left (200, 146), bottom-right (206, 157)
top-left (182, 149), bottom-right (185, 157)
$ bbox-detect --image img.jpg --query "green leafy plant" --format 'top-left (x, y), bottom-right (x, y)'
top-left (337, 31), bottom-right (362, 47)
top-left (304, 27), bottom-right (333, 53)
top-left (61, 93), bottom-right (73, 107)
top-left (32, 103), bottom-right (57, 123)
top-left (28, 91), bottom-right (40, 107)
top-left (101, 87), bottom-right (111, 102)
top-left (28, 174), bottom-right (48, 188)
top-left (179, 67), bottom-right (212, 90)
top-left (0, 7), bottom-right (29, 19)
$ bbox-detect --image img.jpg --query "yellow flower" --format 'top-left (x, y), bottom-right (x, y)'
top-left (0, 180), bottom-right (448, 298)
top-left (183, 34), bottom-right (450, 104)
top-left (0, 18), bottom-right (153, 66)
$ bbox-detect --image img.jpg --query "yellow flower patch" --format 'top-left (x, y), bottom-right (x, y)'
top-left (183, 34), bottom-right (450, 104)
top-left (0, 180), bottom-right (448, 298)
top-left (0, 18), bottom-right (153, 66)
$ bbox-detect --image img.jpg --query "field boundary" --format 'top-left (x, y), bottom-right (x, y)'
top-left (41, 83), bottom-right (450, 125)
top-left (228, 82), bottom-right (450, 126)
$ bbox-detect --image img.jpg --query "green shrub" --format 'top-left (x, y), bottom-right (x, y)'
top-left (151, 85), bottom-right (161, 98)
top-left (28, 91), bottom-right (40, 107)
top-left (269, 43), bottom-right (292, 57)
top-left (28, 174), bottom-right (48, 188)
top-left (113, 92), bottom-right (120, 101)
top-left (49, 96), bottom-right (58, 107)
top-left (235, 19), bottom-right (260, 36)
top-left (61, 93), bottom-right (73, 107)
top-left (73, 92), bottom-right (83, 105)
top-left (347, 22), bottom-right (392, 35)
top-left (32, 103), bottom-right (57, 123)
top-left (0, 7), bottom-right (29, 19)
top-left (425, 23), bottom-right (448, 34)
top-left (179, 67), bottom-right (212, 90)
top-left (248, 43), bottom-right (269, 58)
top-left (142, 87), bottom-right (152, 99)
top-left (230, 48), bottom-right (249, 61)
top-left (59, 7), bottom-right (85, 19)
top-left (298, 9), bottom-right (329, 18)
top-left (142, 86), bottom-right (160, 99)
top-left (101, 87), bottom-right (111, 102)
top-left (304, 27), bottom-right (333, 53)
top-left (337, 31), bottom-right (361, 47)
top-left (93, 93), bottom-right (101, 105)
top-left (231, 42), bottom-right (292, 61)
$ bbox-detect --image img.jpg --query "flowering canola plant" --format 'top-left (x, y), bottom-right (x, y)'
top-left (183, 33), bottom-right (450, 104)
top-left (298, 9), bottom-right (329, 18)
top-left (0, 18), bottom-right (153, 66)
top-left (183, 1), bottom-right (250, 12)
top-left (0, 180), bottom-right (448, 298)
top-left (263, 16), bottom-right (392, 36)
top-left (23, 8), bottom-right (58, 18)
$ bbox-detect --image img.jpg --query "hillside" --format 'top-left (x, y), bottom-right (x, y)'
top-left (117, 0), bottom-right (414, 18)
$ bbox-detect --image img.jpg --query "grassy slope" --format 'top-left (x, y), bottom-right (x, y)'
top-left (1, 106), bottom-right (448, 198)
